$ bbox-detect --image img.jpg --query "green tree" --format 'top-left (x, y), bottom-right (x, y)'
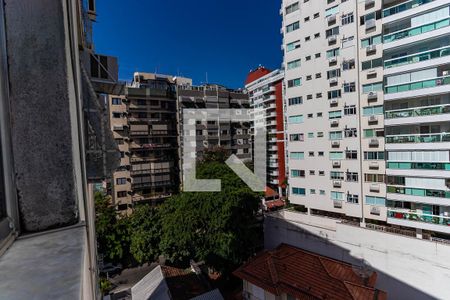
top-left (159, 161), bottom-right (263, 275)
top-left (129, 204), bottom-right (161, 264)
top-left (95, 192), bottom-right (130, 263)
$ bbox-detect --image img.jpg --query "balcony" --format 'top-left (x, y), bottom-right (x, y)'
top-left (384, 46), bottom-right (450, 69)
top-left (386, 132), bottom-right (450, 144)
top-left (383, 0), bottom-right (434, 18)
top-left (388, 209), bottom-right (450, 233)
top-left (385, 104), bottom-right (450, 119)
top-left (383, 18), bottom-right (450, 44)
top-left (385, 75), bottom-right (450, 94)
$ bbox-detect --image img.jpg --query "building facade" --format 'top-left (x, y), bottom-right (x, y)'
top-left (282, 0), bottom-right (450, 241)
top-left (245, 67), bottom-right (287, 196)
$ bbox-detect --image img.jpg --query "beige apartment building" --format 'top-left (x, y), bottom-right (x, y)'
top-left (109, 74), bottom-right (252, 210)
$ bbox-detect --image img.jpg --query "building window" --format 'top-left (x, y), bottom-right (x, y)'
top-left (326, 48), bottom-right (340, 58)
top-left (361, 35), bottom-right (382, 48)
top-left (314, 33), bottom-right (320, 39)
top-left (315, 53), bottom-right (321, 58)
top-left (327, 68), bottom-right (341, 79)
top-left (342, 59), bottom-right (355, 70)
top-left (112, 98), bottom-right (122, 105)
top-left (288, 97), bottom-right (303, 106)
top-left (365, 196), bottom-right (386, 206)
top-left (286, 40), bottom-right (301, 52)
top-left (288, 115), bottom-right (304, 124)
top-left (291, 169), bottom-right (305, 177)
top-left (305, 36), bottom-right (311, 42)
top-left (291, 152), bottom-right (305, 160)
top-left (305, 55), bottom-right (311, 61)
top-left (292, 187), bottom-right (306, 195)
top-left (325, 6), bottom-right (339, 17)
top-left (320, 190), bottom-right (326, 195)
top-left (308, 151), bottom-right (314, 156)
top-left (326, 26), bottom-right (339, 38)
top-left (309, 170), bottom-right (315, 175)
top-left (363, 105), bottom-right (383, 116)
top-left (287, 59), bottom-right (301, 70)
top-left (304, 17), bottom-right (310, 22)
top-left (343, 82), bottom-right (356, 93)
top-left (286, 2), bottom-right (299, 14)
top-left (117, 191), bottom-right (127, 198)
top-left (314, 12), bottom-right (320, 18)
top-left (286, 21), bottom-right (300, 33)
top-left (287, 78), bottom-right (302, 88)
top-left (364, 129), bottom-right (384, 138)
top-left (330, 152), bottom-right (344, 160)
top-left (364, 151), bottom-right (385, 160)
top-left (316, 93), bottom-right (323, 98)
top-left (331, 191), bottom-right (344, 201)
top-left (365, 174), bottom-right (385, 183)
top-left (344, 105), bottom-right (356, 115)
top-left (362, 58), bottom-right (383, 70)
top-left (306, 75), bottom-right (312, 81)
top-left (327, 89), bottom-right (341, 99)
top-left (362, 82), bottom-right (383, 94)
top-left (342, 12), bottom-right (354, 25)
top-left (290, 133), bottom-right (304, 141)
top-left (346, 150), bottom-right (358, 160)
top-left (310, 189), bottom-right (316, 194)
top-left (346, 172), bottom-right (359, 182)
top-left (347, 194), bottom-right (359, 204)
top-left (329, 131), bottom-right (342, 140)
top-left (328, 110), bottom-right (342, 119)
top-left (330, 171), bottom-right (344, 180)
top-left (345, 128), bottom-right (358, 138)
top-left (112, 112), bottom-right (122, 118)
top-left (116, 178), bottom-right (127, 185)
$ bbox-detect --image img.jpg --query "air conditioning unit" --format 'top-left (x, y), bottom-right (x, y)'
top-left (332, 160), bottom-right (341, 168)
top-left (331, 141), bottom-right (340, 147)
top-left (369, 162), bottom-right (379, 170)
top-left (368, 91), bottom-right (378, 100)
top-left (331, 120), bottom-right (339, 127)
top-left (370, 206), bottom-right (381, 216)
top-left (333, 180), bottom-right (342, 188)
top-left (366, 45), bottom-right (377, 54)
top-left (366, 19), bottom-right (376, 30)
top-left (365, 0), bottom-right (375, 8)
top-left (369, 139), bottom-right (379, 147)
top-left (330, 99), bottom-right (339, 105)
top-left (368, 115), bottom-right (378, 123)
top-left (370, 184), bottom-right (380, 192)
top-left (329, 77), bottom-right (338, 84)
top-left (333, 200), bottom-right (343, 208)
top-left (328, 35), bottom-right (337, 43)
top-left (328, 57), bottom-right (337, 64)
top-left (327, 14), bottom-right (337, 23)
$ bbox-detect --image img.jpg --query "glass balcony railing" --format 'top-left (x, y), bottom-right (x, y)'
top-left (383, 0), bottom-right (434, 18)
top-left (385, 76), bottom-right (450, 94)
top-left (387, 186), bottom-right (450, 198)
top-left (387, 161), bottom-right (450, 170)
top-left (388, 209), bottom-right (450, 226)
top-left (385, 104), bottom-right (450, 119)
top-left (384, 18), bottom-right (450, 44)
top-left (384, 46), bottom-right (450, 69)
top-left (385, 133), bottom-right (450, 143)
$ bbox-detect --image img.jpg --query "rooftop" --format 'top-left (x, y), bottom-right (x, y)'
top-left (233, 243), bottom-right (387, 300)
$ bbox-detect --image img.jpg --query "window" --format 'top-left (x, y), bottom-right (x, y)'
top-left (290, 133), bottom-right (304, 141)
top-left (112, 98), bottom-right (122, 105)
top-left (305, 36), bottom-right (311, 42)
top-left (365, 174), bottom-right (385, 183)
top-left (112, 112), bottom-right (122, 118)
top-left (331, 191), bottom-right (344, 201)
top-left (347, 194), bottom-right (359, 204)
top-left (326, 48), bottom-right (340, 58)
top-left (307, 114), bottom-right (313, 118)
top-left (292, 187), bottom-right (306, 195)
top-left (345, 128), bottom-right (358, 138)
top-left (291, 152), bottom-right (305, 160)
top-left (364, 151), bottom-right (385, 160)
top-left (329, 110), bottom-right (342, 119)
top-left (363, 105), bottom-right (383, 116)
top-left (286, 40), bottom-right (301, 52)
top-left (305, 16), bottom-right (310, 22)
top-left (327, 69), bottom-right (341, 79)
top-left (286, 21), bottom-right (300, 33)
top-left (291, 169), bottom-right (305, 177)
top-left (365, 196), bottom-right (386, 206)
top-left (308, 133), bottom-right (314, 138)
top-left (328, 89), bottom-right (341, 99)
top-left (306, 75), bottom-right (312, 81)
top-left (116, 178), bottom-right (127, 185)
top-left (343, 82), bottom-right (356, 93)
top-left (360, 11), bottom-right (382, 25)
top-left (342, 59), bottom-right (355, 70)
top-left (317, 132), bottom-right (324, 137)
top-left (364, 129), bottom-right (384, 138)
top-left (361, 35), bottom-right (382, 48)
top-left (346, 172), bottom-right (359, 182)
top-left (320, 190), bottom-right (326, 195)
top-left (342, 12), bottom-right (354, 25)
top-left (310, 189), bottom-right (316, 194)
top-left (319, 171), bottom-right (325, 176)
top-left (288, 78), bottom-right (302, 88)
top-left (307, 94), bottom-right (313, 100)
top-left (362, 58), bottom-right (382, 70)
top-left (288, 115), bottom-right (304, 124)
top-left (286, 2), bottom-right (299, 14)
top-left (325, 6), bottom-right (339, 17)
top-left (346, 150), bottom-right (358, 160)
top-left (326, 26), bottom-right (339, 38)
top-left (315, 53), bottom-right (321, 58)
top-left (330, 171), bottom-right (344, 180)
top-left (314, 12), bottom-right (320, 18)
top-left (117, 191), bottom-right (127, 198)
top-left (314, 33), bottom-right (320, 39)
top-left (288, 97), bottom-right (303, 106)
top-left (308, 151), bottom-right (315, 156)
top-left (342, 36), bottom-right (355, 48)
top-left (330, 152), bottom-right (344, 160)
top-left (319, 152), bottom-right (324, 157)
top-left (362, 82), bottom-right (383, 93)
top-left (305, 55), bottom-right (311, 61)
top-left (316, 93), bottom-right (322, 98)
top-left (317, 113), bottom-right (323, 117)
top-left (344, 105), bottom-right (357, 115)
top-left (329, 131), bottom-right (342, 140)
top-left (287, 59), bottom-right (301, 70)
top-left (309, 170), bottom-right (315, 175)
top-left (315, 73), bottom-right (322, 79)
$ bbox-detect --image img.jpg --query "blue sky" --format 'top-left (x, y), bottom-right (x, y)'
top-left (93, 0), bottom-right (282, 88)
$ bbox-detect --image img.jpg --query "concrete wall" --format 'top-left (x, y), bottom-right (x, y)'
top-left (4, 0), bottom-right (78, 231)
top-left (265, 211), bottom-right (450, 300)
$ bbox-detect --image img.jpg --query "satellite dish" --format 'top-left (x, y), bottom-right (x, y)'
top-left (352, 258), bottom-right (374, 283)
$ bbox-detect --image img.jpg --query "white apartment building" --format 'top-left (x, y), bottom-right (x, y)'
top-left (282, 0), bottom-right (450, 241)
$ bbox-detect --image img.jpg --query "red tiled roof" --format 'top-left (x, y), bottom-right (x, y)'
top-left (233, 244), bottom-right (387, 300)
top-left (265, 199), bottom-right (285, 209)
top-left (265, 186), bottom-right (279, 198)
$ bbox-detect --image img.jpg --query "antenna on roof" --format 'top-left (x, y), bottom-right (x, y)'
top-left (206, 72), bottom-right (209, 84)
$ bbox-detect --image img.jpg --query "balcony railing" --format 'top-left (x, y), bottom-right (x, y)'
top-left (386, 132), bottom-right (450, 144)
top-left (385, 104), bottom-right (450, 119)
top-left (385, 75), bottom-right (450, 94)
top-left (384, 46), bottom-right (450, 69)
top-left (388, 209), bottom-right (450, 226)
top-left (387, 161), bottom-right (450, 170)
top-left (387, 186), bottom-right (450, 198)
top-left (384, 18), bottom-right (450, 44)
top-left (383, 0), bottom-right (434, 18)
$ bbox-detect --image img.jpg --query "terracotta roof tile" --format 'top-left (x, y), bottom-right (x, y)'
top-left (233, 244), bottom-right (387, 300)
